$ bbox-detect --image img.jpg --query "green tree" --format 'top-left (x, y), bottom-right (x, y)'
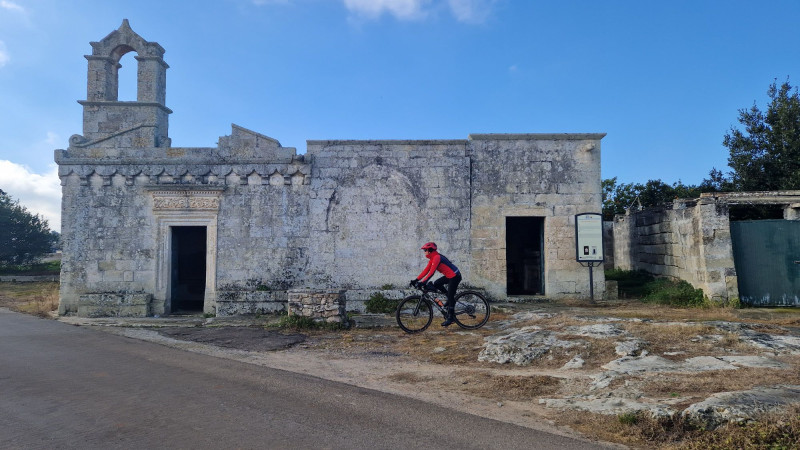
top-left (0, 189), bottom-right (56, 266)
top-left (724, 79), bottom-right (800, 191)
top-left (602, 178), bottom-right (702, 220)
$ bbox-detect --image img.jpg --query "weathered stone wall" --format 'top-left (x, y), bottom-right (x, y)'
top-left (56, 125), bottom-right (309, 316)
top-left (305, 140), bottom-right (472, 292)
top-left (613, 198), bottom-right (737, 301)
top-left (468, 135), bottom-right (605, 299)
top-left (602, 221), bottom-right (614, 270)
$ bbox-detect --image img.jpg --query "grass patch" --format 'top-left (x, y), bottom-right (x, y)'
top-left (273, 313), bottom-right (347, 330)
top-left (365, 292), bottom-right (399, 314)
top-left (0, 261), bottom-right (60, 275)
top-left (457, 371), bottom-right (562, 401)
top-left (0, 281), bottom-right (59, 317)
top-left (677, 406), bottom-right (800, 449)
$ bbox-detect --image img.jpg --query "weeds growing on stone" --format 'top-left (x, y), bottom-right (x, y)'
top-left (274, 314), bottom-right (346, 331)
top-left (364, 292), bottom-right (399, 314)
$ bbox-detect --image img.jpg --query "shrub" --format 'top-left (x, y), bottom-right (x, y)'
top-left (604, 269), bottom-right (654, 298)
top-left (365, 292), bottom-right (399, 314)
top-left (642, 278), bottom-right (706, 307)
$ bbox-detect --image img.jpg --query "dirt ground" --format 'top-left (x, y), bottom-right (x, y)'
top-left (87, 300), bottom-right (800, 449)
top-left (4, 283), bottom-right (800, 448)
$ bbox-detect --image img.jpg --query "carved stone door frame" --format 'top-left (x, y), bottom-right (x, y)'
top-left (149, 187), bottom-right (223, 316)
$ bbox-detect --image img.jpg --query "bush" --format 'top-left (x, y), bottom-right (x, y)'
top-left (642, 278), bottom-right (706, 307)
top-left (365, 292), bottom-right (399, 314)
top-left (605, 269), bottom-right (654, 298)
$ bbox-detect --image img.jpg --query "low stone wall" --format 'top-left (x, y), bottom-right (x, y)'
top-left (78, 293), bottom-right (152, 317)
top-left (216, 290), bottom-right (288, 316)
top-left (287, 289), bottom-right (346, 324)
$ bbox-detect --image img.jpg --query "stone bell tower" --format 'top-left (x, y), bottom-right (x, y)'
top-left (70, 19), bottom-right (171, 149)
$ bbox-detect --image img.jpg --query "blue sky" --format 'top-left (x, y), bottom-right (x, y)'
top-left (2, 0), bottom-right (800, 231)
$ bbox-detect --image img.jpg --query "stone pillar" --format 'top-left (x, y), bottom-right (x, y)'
top-left (287, 290), bottom-right (347, 324)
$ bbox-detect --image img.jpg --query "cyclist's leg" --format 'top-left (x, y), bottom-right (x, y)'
top-left (445, 273), bottom-right (461, 308)
top-left (432, 276), bottom-right (449, 295)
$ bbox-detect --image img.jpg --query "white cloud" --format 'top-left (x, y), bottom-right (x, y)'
top-left (0, 0), bottom-right (24, 13)
top-left (447, 0), bottom-right (497, 23)
top-left (0, 160), bottom-right (62, 232)
top-left (343, 0), bottom-right (429, 21)
top-left (0, 41), bottom-right (9, 68)
top-left (342, 0), bottom-right (496, 23)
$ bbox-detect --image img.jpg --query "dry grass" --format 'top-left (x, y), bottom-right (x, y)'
top-left (454, 370), bottom-right (562, 400)
top-left (640, 361), bottom-right (800, 399)
top-left (0, 281), bottom-right (59, 317)
top-left (561, 405), bottom-right (800, 449)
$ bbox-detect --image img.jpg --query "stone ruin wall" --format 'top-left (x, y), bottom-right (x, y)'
top-left (468, 135), bottom-right (605, 298)
top-left (304, 139), bottom-right (472, 297)
top-left (613, 198), bottom-right (738, 302)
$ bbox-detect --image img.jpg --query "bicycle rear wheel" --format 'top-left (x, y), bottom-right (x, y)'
top-left (453, 291), bottom-right (490, 329)
top-left (396, 295), bottom-right (433, 333)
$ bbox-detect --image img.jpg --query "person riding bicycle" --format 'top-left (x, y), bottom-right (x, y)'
top-left (410, 242), bottom-right (462, 327)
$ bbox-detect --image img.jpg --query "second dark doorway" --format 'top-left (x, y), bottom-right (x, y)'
top-left (506, 217), bottom-right (544, 295)
top-left (170, 226), bottom-right (207, 313)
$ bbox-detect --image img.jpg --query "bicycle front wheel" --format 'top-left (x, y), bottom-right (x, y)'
top-left (453, 291), bottom-right (490, 329)
top-left (396, 295), bottom-right (433, 333)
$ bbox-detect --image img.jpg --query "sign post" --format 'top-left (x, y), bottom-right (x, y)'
top-left (575, 213), bottom-right (604, 301)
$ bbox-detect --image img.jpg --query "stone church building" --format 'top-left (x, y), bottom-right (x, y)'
top-left (55, 21), bottom-right (606, 317)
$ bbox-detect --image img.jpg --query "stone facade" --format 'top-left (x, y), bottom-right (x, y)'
top-left (55, 21), bottom-right (606, 317)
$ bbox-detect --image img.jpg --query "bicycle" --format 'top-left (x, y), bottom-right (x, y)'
top-left (396, 283), bottom-right (490, 333)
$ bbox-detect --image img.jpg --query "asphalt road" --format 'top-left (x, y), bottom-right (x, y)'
top-left (0, 309), bottom-right (608, 449)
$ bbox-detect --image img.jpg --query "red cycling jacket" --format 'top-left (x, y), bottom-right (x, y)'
top-left (417, 250), bottom-right (459, 282)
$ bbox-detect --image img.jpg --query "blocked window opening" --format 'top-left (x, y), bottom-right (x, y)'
top-left (506, 217), bottom-right (544, 295)
top-left (171, 226), bottom-right (206, 313)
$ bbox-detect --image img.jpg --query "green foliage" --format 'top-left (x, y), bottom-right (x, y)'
top-left (275, 314), bottom-right (346, 330)
top-left (605, 269), bottom-right (710, 307)
top-left (605, 269), bottom-right (654, 298)
top-left (0, 260), bottom-right (60, 275)
top-left (641, 278), bottom-right (707, 307)
top-left (618, 412), bottom-right (639, 426)
top-left (602, 177), bottom-right (703, 220)
top-left (723, 79), bottom-right (800, 191)
top-left (365, 292), bottom-right (399, 314)
top-left (0, 189), bottom-right (57, 266)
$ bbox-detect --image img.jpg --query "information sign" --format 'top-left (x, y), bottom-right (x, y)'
top-left (575, 213), bottom-right (604, 262)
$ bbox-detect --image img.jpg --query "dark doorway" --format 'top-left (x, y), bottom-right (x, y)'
top-left (506, 217), bottom-right (544, 295)
top-left (171, 226), bottom-right (206, 313)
